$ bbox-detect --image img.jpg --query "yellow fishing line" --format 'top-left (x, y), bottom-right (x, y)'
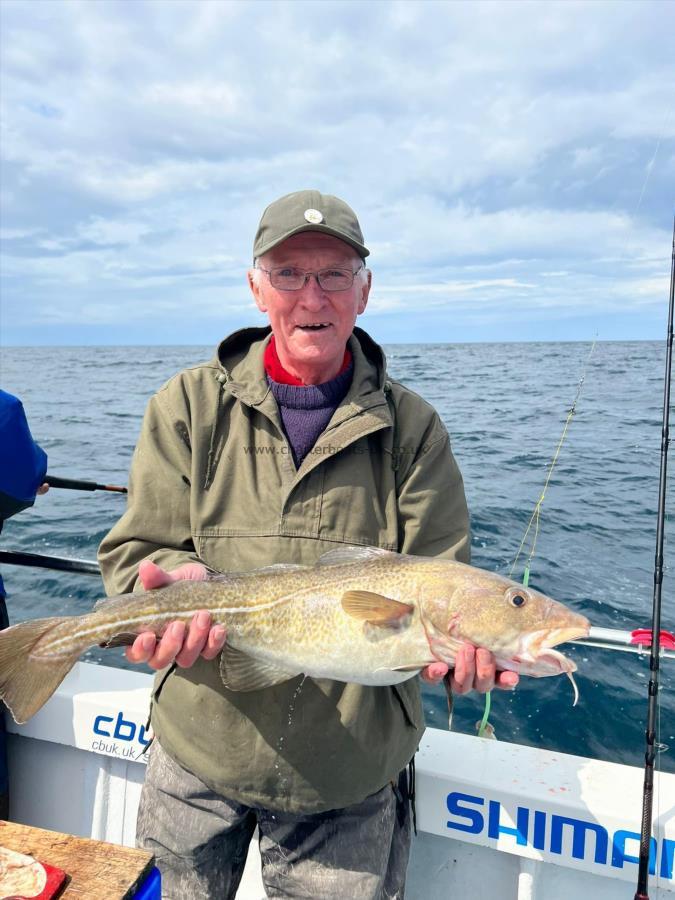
top-left (509, 338), bottom-right (597, 579)
top-left (479, 339), bottom-right (597, 739)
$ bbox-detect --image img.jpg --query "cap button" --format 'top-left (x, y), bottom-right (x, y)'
top-left (304, 208), bottom-right (324, 224)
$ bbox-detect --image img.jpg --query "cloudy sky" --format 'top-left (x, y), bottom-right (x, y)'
top-left (1, 0), bottom-right (674, 346)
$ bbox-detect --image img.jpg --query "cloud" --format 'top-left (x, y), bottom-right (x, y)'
top-left (1, 0), bottom-right (673, 343)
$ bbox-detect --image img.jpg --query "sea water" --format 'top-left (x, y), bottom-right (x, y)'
top-left (1, 341), bottom-right (673, 772)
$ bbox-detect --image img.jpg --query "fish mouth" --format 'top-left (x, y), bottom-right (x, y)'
top-left (519, 624), bottom-right (590, 673)
top-left (531, 647), bottom-right (577, 675)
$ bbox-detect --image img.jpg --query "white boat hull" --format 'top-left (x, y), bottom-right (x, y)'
top-left (7, 663), bottom-right (674, 898)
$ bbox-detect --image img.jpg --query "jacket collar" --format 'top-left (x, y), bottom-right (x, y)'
top-left (213, 325), bottom-right (389, 408)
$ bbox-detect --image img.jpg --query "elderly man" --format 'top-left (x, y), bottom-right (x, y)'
top-left (99, 190), bottom-right (517, 899)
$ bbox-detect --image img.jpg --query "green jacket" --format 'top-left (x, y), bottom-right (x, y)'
top-left (98, 326), bottom-right (470, 813)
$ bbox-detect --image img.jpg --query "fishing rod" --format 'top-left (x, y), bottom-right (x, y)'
top-left (0, 549), bottom-right (100, 576)
top-left (45, 475), bottom-right (127, 493)
top-left (634, 218), bottom-right (674, 900)
top-left (572, 627), bottom-right (675, 660)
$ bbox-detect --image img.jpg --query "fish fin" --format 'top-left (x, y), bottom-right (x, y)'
top-left (207, 572), bottom-right (242, 583)
top-left (0, 617), bottom-right (78, 724)
top-left (318, 546), bottom-right (395, 566)
top-left (93, 590), bottom-right (140, 610)
top-left (445, 680), bottom-right (454, 731)
top-left (253, 563), bottom-right (309, 574)
top-left (210, 563), bottom-right (309, 581)
top-left (342, 591), bottom-right (414, 625)
top-left (100, 632), bottom-right (138, 649)
top-left (93, 592), bottom-right (118, 609)
top-left (390, 663), bottom-right (429, 672)
top-left (219, 645), bottom-right (301, 692)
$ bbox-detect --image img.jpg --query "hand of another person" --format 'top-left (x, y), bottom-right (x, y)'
top-left (36, 483), bottom-right (49, 495)
top-left (420, 644), bottom-right (519, 693)
top-left (125, 560), bottom-right (227, 670)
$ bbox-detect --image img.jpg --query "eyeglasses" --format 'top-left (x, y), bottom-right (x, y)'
top-left (256, 264), bottom-right (365, 292)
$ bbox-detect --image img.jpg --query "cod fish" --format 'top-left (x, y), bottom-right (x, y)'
top-left (0, 546), bottom-right (589, 724)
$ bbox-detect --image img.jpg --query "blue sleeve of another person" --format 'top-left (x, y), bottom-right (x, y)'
top-left (0, 390), bottom-right (48, 521)
top-left (0, 391), bottom-right (47, 808)
top-left (0, 391), bottom-right (48, 600)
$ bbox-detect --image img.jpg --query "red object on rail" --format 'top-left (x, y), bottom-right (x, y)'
top-left (630, 628), bottom-right (675, 650)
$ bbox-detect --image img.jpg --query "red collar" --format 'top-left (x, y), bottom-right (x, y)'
top-left (263, 335), bottom-right (352, 385)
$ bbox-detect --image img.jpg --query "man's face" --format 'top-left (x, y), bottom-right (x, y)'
top-left (248, 232), bottom-right (371, 382)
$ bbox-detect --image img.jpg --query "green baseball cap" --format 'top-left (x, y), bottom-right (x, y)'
top-left (253, 190), bottom-right (370, 260)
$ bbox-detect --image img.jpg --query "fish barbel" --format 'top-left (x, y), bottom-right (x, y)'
top-left (0, 546), bottom-right (589, 724)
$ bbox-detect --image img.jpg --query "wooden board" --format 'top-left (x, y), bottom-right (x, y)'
top-left (0, 820), bottom-right (155, 899)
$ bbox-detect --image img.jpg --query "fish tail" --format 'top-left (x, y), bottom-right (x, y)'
top-left (0, 617), bottom-right (77, 724)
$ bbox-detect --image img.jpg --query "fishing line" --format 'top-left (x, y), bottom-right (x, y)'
top-left (509, 337), bottom-right (597, 583)
top-left (477, 341), bottom-right (597, 739)
top-left (477, 688), bottom-right (491, 737)
top-left (633, 106), bottom-right (673, 218)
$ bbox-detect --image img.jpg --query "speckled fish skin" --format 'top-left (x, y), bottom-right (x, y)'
top-left (0, 547), bottom-right (590, 723)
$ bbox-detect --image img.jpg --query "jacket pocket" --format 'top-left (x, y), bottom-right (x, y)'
top-left (392, 680), bottom-right (422, 730)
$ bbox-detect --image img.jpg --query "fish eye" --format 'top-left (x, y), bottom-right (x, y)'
top-left (509, 593), bottom-right (527, 608)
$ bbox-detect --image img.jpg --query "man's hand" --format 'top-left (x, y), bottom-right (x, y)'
top-left (421, 644), bottom-right (519, 693)
top-left (125, 560), bottom-right (227, 670)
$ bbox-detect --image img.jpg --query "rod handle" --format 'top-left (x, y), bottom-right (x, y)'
top-left (0, 549), bottom-right (100, 575)
top-left (46, 475), bottom-right (127, 493)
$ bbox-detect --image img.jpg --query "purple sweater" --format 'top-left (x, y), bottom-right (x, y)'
top-left (268, 363), bottom-right (354, 467)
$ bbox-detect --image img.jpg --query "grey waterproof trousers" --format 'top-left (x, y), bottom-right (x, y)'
top-left (136, 740), bottom-right (412, 899)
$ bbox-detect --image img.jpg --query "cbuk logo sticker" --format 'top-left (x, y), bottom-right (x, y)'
top-left (446, 791), bottom-right (674, 882)
top-left (90, 711), bottom-right (152, 760)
